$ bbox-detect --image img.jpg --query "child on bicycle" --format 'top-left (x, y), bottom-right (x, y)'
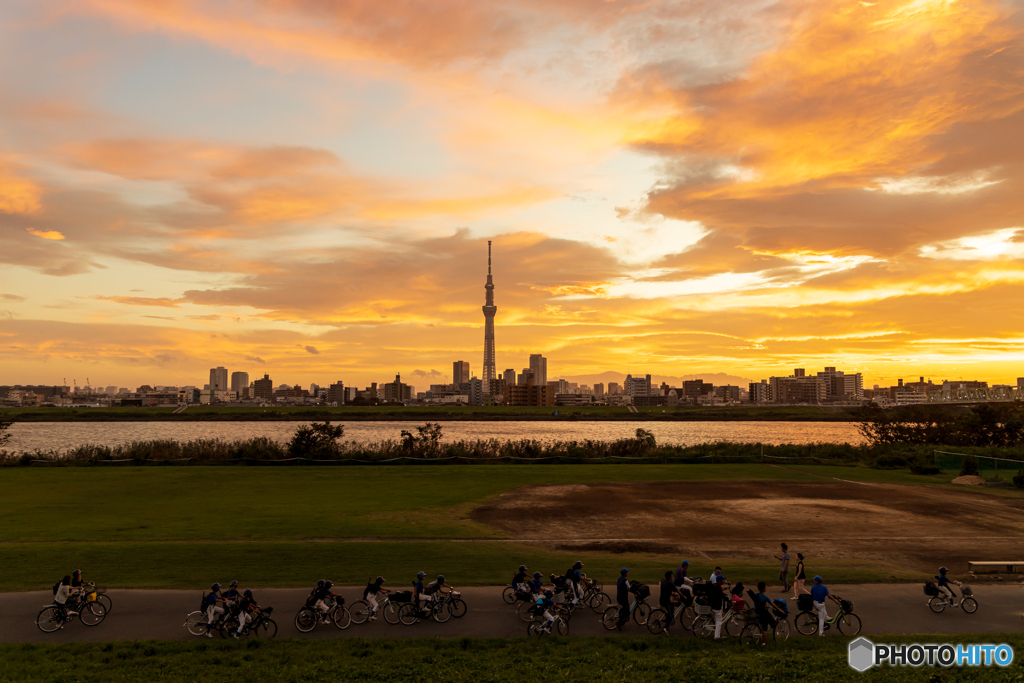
top-left (936, 567), bottom-right (959, 604)
top-left (314, 580), bottom-right (342, 623)
top-left (233, 589), bottom-right (260, 638)
top-left (536, 589), bottom-right (558, 632)
top-left (659, 570), bottom-right (682, 634)
top-left (512, 565), bottom-right (530, 595)
top-left (364, 576), bottom-right (388, 621)
top-left (223, 580), bottom-right (242, 611)
top-left (205, 583), bottom-right (227, 637)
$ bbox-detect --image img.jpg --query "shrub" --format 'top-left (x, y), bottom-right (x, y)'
top-left (959, 455), bottom-right (980, 477)
top-left (1013, 468), bottom-right (1024, 489)
top-left (287, 422), bottom-right (345, 458)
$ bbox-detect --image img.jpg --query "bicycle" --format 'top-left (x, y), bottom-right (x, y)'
top-left (581, 578), bottom-right (611, 612)
top-left (397, 595), bottom-right (452, 625)
top-left (794, 597), bottom-right (861, 635)
top-left (927, 582), bottom-right (978, 614)
top-left (502, 584), bottom-right (531, 605)
top-left (690, 594), bottom-right (747, 638)
top-left (527, 605), bottom-right (569, 636)
top-left (223, 607), bottom-right (278, 639)
top-left (436, 589), bottom-right (467, 619)
top-left (647, 594), bottom-right (696, 634)
top-left (600, 585), bottom-right (652, 630)
top-left (37, 600), bottom-right (106, 633)
top-left (69, 582), bottom-right (112, 616)
top-left (351, 592), bottom-right (405, 625)
top-left (740, 602), bottom-right (791, 646)
top-left (294, 597), bottom-right (351, 633)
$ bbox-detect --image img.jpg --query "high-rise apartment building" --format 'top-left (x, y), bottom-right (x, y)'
top-left (624, 374), bottom-right (652, 398)
top-left (518, 368), bottom-right (534, 386)
top-left (328, 381), bottom-right (346, 405)
top-left (453, 361), bottom-right (470, 386)
top-left (593, 383), bottom-right (605, 397)
top-left (253, 374), bottom-right (274, 401)
top-left (230, 372), bottom-right (249, 399)
top-left (382, 374), bottom-right (412, 403)
top-left (209, 367), bottom-right (228, 392)
top-left (608, 382), bottom-right (621, 395)
top-left (503, 369), bottom-right (516, 386)
top-left (529, 354), bottom-right (547, 386)
top-left (749, 380), bottom-right (771, 403)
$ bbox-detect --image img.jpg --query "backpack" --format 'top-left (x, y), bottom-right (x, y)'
top-left (363, 581), bottom-right (373, 599)
top-left (199, 592), bottom-right (208, 611)
top-left (52, 581), bottom-right (61, 596)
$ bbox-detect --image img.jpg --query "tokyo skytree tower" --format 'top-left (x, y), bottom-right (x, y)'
top-left (482, 241), bottom-right (497, 394)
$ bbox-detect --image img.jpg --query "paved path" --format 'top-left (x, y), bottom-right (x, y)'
top-left (2, 584), bottom-right (1021, 643)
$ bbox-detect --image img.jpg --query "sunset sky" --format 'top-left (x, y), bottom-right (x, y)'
top-left (2, 0), bottom-right (1023, 390)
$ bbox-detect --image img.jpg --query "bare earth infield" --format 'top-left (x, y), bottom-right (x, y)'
top-left (471, 479), bottom-right (1024, 572)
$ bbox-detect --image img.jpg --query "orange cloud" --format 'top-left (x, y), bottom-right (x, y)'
top-left (0, 161), bottom-right (42, 215)
top-left (25, 228), bottom-right (65, 240)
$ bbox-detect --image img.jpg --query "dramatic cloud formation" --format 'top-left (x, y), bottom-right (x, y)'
top-left (1, 0), bottom-right (1023, 390)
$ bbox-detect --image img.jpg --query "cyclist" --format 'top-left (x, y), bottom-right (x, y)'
top-left (54, 575), bottom-right (79, 620)
top-left (936, 567), bottom-right (959, 604)
top-left (565, 561), bottom-right (584, 606)
top-left (752, 581), bottom-right (778, 644)
top-left (708, 567), bottom-right (728, 587)
top-left (70, 569), bottom-right (85, 589)
top-left (674, 560), bottom-right (693, 595)
top-left (615, 568), bottom-right (631, 629)
top-left (427, 574), bottom-right (452, 602)
top-left (413, 571), bottom-right (430, 615)
top-left (536, 589), bottom-right (558, 633)
top-left (205, 583), bottom-right (227, 637)
top-left (364, 576), bottom-right (388, 621)
top-left (233, 589), bottom-right (260, 638)
top-left (223, 580), bottom-right (242, 611)
top-left (810, 575), bottom-right (840, 636)
top-left (530, 571), bottom-right (545, 596)
top-left (314, 580), bottom-right (342, 623)
top-left (512, 565), bottom-right (530, 595)
top-left (659, 570), bottom-right (681, 634)
top-left (706, 573), bottom-right (726, 639)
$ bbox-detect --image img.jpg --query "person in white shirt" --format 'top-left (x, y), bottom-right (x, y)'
top-left (54, 575), bottom-right (79, 616)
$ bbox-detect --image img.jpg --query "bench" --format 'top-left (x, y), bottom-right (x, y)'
top-left (968, 561), bottom-right (1024, 574)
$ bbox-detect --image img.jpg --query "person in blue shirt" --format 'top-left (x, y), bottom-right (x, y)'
top-left (535, 589), bottom-right (558, 632)
top-left (222, 580), bottom-right (241, 611)
top-left (752, 581), bottom-right (778, 643)
top-left (314, 580), bottom-right (342, 623)
top-left (565, 561), bottom-right (583, 606)
top-left (413, 571), bottom-right (429, 616)
top-left (615, 568), bottom-right (631, 629)
top-left (364, 576), bottom-right (388, 621)
top-left (512, 565), bottom-right (529, 594)
top-left (810, 575), bottom-right (838, 636)
top-left (936, 567), bottom-right (959, 604)
top-left (674, 560), bottom-right (693, 595)
top-left (205, 583), bottom-right (227, 637)
top-left (530, 572), bottom-right (545, 595)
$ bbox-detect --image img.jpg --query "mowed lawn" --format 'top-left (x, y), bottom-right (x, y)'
top-left (0, 464), bottom-right (976, 590)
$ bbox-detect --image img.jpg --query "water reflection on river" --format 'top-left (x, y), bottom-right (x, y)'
top-left (5, 421), bottom-right (866, 452)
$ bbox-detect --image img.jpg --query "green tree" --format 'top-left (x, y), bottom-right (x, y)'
top-left (288, 422), bottom-right (345, 458)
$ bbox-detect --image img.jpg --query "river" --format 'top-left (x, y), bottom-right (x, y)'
top-left (2, 421), bottom-right (866, 453)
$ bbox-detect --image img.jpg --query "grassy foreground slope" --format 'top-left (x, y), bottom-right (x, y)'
top-left (3, 637), bottom-right (1019, 683)
top-left (0, 464), bottom-right (984, 591)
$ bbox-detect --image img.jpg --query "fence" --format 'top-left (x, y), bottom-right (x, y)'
top-left (933, 450), bottom-right (1024, 478)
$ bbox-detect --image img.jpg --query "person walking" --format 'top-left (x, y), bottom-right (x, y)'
top-left (706, 573), bottom-right (726, 639)
top-left (658, 570), bottom-right (680, 634)
top-left (774, 543), bottom-right (791, 592)
top-left (792, 553), bottom-right (810, 599)
top-left (615, 568), bottom-right (631, 630)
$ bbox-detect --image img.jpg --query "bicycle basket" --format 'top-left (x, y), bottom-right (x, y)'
top-left (635, 584), bottom-right (651, 600)
top-left (86, 593), bottom-right (97, 602)
top-left (924, 582), bottom-right (939, 597)
top-left (960, 585), bottom-right (973, 597)
top-left (694, 604), bottom-right (712, 616)
top-left (391, 590), bottom-right (412, 603)
top-left (840, 599), bottom-right (854, 613)
top-left (797, 594), bottom-right (814, 611)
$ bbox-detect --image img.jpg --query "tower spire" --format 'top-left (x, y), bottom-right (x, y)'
top-left (482, 241), bottom-right (497, 396)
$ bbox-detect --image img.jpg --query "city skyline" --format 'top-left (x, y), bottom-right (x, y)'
top-left (2, 1), bottom-right (1024, 388)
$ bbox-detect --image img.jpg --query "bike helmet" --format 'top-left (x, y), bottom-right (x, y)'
top-left (533, 571), bottom-right (542, 579)
top-left (813, 575), bottom-right (822, 583)
top-left (518, 565), bottom-right (527, 572)
top-left (620, 568), bottom-right (629, 575)
top-left (417, 571), bottom-right (426, 579)
top-left (375, 576), bottom-right (385, 584)
top-left (317, 579), bottom-right (326, 588)
top-left (243, 589), bottom-right (252, 597)
top-left (437, 575), bottom-right (445, 583)
top-left (211, 582), bottom-right (221, 591)
top-left (324, 580), bottom-right (333, 589)
top-left (939, 566), bottom-right (948, 574)
top-left (229, 580), bottom-right (238, 587)
top-left (544, 589), bottom-right (553, 598)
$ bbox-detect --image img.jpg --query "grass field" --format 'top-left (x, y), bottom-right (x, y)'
top-left (0, 464), bottom-right (1008, 591)
top-left (0, 404), bottom-right (861, 422)
top-left (2, 636), bottom-right (1019, 683)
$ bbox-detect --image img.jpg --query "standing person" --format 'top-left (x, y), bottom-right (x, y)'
top-left (615, 568), bottom-right (631, 630)
top-left (706, 572), bottom-right (726, 639)
top-left (810, 575), bottom-right (831, 636)
top-left (792, 553), bottom-right (810, 599)
top-left (659, 570), bottom-right (680, 634)
top-left (774, 543), bottom-right (791, 592)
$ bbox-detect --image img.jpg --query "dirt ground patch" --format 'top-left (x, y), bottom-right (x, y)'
top-left (472, 480), bottom-right (1024, 573)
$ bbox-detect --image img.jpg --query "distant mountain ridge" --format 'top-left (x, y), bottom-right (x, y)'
top-left (557, 371), bottom-right (755, 388)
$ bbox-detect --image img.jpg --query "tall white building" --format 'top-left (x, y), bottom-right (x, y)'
top-left (209, 367), bottom-right (228, 392)
top-left (230, 372), bottom-right (249, 398)
top-left (624, 374), bottom-right (652, 398)
top-left (503, 368), bottom-right (516, 386)
top-left (529, 354), bottom-right (547, 386)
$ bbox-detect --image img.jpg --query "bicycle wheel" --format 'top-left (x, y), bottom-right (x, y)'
top-left (838, 612), bottom-right (862, 636)
top-left (383, 602), bottom-right (402, 624)
top-left (95, 594), bottom-right (113, 615)
top-left (184, 611), bottom-right (209, 636)
top-left (693, 615), bottom-right (715, 639)
top-left (794, 611), bottom-right (818, 636)
top-left (741, 623), bottom-right (764, 647)
top-left (600, 606), bottom-right (622, 631)
top-left (633, 602), bottom-right (651, 626)
top-left (678, 606), bottom-right (695, 631)
top-left (527, 620), bottom-right (542, 637)
top-left (36, 606), bottom-right (63, 633)
top-left (725, 613), bottom-right (745, 637)
top-left (398, 604), bottom-right (419, 626)
top-left (502, 587), bottom-right (517, 604)
top-left (294, 608), bottom-right (317, 633)
top-left (646, 608), bottom-right (668, 634)
top-left (588, 591), bottom-right (610, 612)
top-left (333, 606), bottom-right (352, 630)
top-left (517, 601), bottom-right (536, 622)
top-left (774, 618), bottom-right (791, 641)
top-left (80, 602), bottom-right (106, 626)
top-left (928, 597), bottom-right (947, 613)
top-left (961, 598), bottom-right (978, 614)
top-left (256, 618), bottom-right (277, 638)
top-left (450, 599), bottom-right (467, 619)
top-left (554, 617), bottom-right (568, 636)
top-left (432, 602), bottom-right (452, 624)
top-left (349, 600), bottom-right (371, 625)
top-left (218, 616), bottom-right (237, 638)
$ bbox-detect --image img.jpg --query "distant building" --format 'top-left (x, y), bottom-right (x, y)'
top-left (547, 379), bottom-right (569, 394)
top-left (556, 393), bottom-right (593, 406)
top-left (230, 372), bottom-right (249, 399)
top-left (518, 368), bottom-right (534, 386)
top-left (382, 374), bottom-right (412, 403)
top-left (489, 377), bottom-right (506, 403)
top-left (770, 373), bottom-right (827, 404)
top-left (529, 354), bottom-right (548, 386)
top-left (253, 374), bottom-right (274, 402)
top-left (624, 374), bottom-right (651, 399)
top-left (468, 378), bottom-right (485, 406)
top-left (209, 367), bottom-right (228, 392)
top-left (608, 382), bottom-right (621, 396)
top-left (453, 361), bottom-right (470, 386)
top-left (1019, 378), bottom-right (1024, 389)
top-left (503, 369), bottom-right (516, 386)
top-left (682, 380), bottom-right (714, 402)
top-left (505, 378), bottom-right (556, 406)
top-left (716, 385), bottom-right (741, 402)
top-left (327, 381), bottom-right (346, 405)
top-left (593, 383), bottom-right (605, 397)
top-left (749, 380), bottom-right (771, 404)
